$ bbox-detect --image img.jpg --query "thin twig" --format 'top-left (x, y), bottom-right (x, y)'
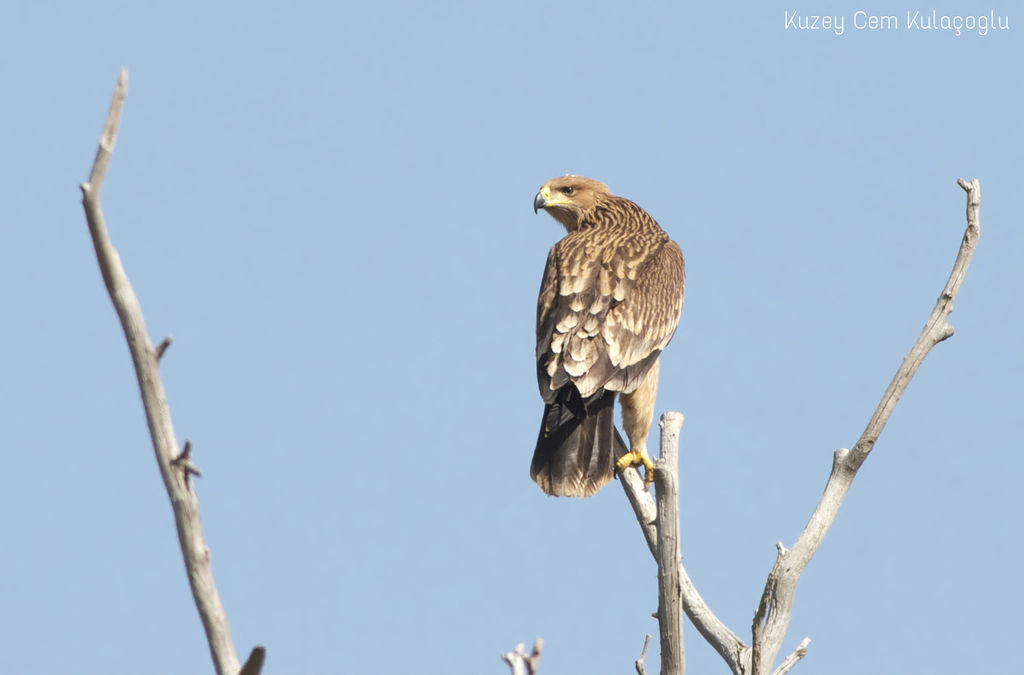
top-left (239, 647), bottom-right (266, 675)
top-left (170, 440), bottom-right (203, 489)
top-left (156, 336), bottom-right (173, 360)
top-left (81, 69), bottom-right (253, 675)
top-left (635, 634), bottom-right (652, 675)
top-left (771, 637), bottom-right (810, 675)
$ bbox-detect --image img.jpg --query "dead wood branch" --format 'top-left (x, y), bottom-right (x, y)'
top-left (80, 68), bottom-right (261, 675)
top-left (621, 457), bottom-right (748, 674)
top-left (502, 639), bottom-right (543, 675)
top-left (239, 647), bottom-right (266, 675)
top-left (771, 637), bottom-right (810, 675)
top-left (622, 179), bottom-right (980, 675)
top-left (654, 413), bottom-right (685, 675)
top-left (750, 178), bottom-right (980, 674)
top-left (635, 634), bottom-right (652, 675)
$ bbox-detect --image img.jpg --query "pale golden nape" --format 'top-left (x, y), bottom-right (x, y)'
top-left (531, 175), bottom-right (686, 497)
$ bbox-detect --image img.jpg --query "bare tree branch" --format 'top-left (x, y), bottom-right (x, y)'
top-left (635, 634), bottom-right (652, 675)
top-left (771, 637), bottom-right (810, 675)
top-left (80, 68), bottom-right (259, 675)
top-left (623, 180), bottom-right (979, 675)
top-left (750, 178), bottom-right (981, 674)
top-left (238, 647), bottom-right (267, 675)
top-left (620, 467), bottom-right (658, 557)
top-left (171, 439), bottom-right (203, 489)
top-left (621, 452), bottom-right (748, 674)
top-left (654, 413), bottom-right (685, 675)
top-left (502, 639), bottom-right (543, 675)
top-left (156, 335), bottom-right (173, 360)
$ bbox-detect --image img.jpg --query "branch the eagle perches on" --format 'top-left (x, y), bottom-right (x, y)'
top-left (616, 177), bottom-right (980, 675)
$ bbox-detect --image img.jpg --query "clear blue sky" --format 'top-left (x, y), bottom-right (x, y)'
top-left (1, 2), bottom-right (1021, 674)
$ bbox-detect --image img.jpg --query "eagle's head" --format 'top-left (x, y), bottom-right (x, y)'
top-left (534, 175), bottom-right (611, 231)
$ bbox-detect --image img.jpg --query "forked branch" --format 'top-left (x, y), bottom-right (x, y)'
top-left (750, 178), bottom-right (979, 674)
top-left (80, 69), bottom-right (260, 675)
top-left (623, 179), bottom-right (980, 675)
top-left (621, 457), bottom-right (748, 674)
top-left (502, 639), bottom-right (544, 675)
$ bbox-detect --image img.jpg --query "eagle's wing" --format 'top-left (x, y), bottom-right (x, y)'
top-left (535, 245), bottom-right (561, 401)
top-left (600, 239), bottom-right (685, 391)
top-left (537, 231), bottom-right (685, 402)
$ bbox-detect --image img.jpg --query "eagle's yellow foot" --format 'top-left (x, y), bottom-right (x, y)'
top-left (616, 449), bottom-right (655, 486)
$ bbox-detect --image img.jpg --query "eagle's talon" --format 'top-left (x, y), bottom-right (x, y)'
top-left (616, 448), bottom-right (655, 489)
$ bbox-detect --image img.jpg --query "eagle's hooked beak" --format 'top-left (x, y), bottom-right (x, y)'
top-left (533, 192), bottom-right (546, 214)
top-left (533, 187), bottom-right (550, 214)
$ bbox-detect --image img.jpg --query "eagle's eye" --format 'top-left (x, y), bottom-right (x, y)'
top-left (561, 186), bottom-right (575, 196)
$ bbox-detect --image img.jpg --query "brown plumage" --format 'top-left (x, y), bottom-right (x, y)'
top-left (531, 175), bottom-right (685, 497)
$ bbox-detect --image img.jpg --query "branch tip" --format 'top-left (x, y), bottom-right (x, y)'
top-left (156, 336), bottom-right (173, 360)
top-left (239, 646), bottom-right (266, 675)
top-left (771, 637), bottom-right (811, 675)
top-left (502, 639), bottom-right (543, 675)
top-left (659, 410), bottom-right (685, 432)
top-left (635, 634), bottom-right (652, 675)
top-left (87, 69), bottom-right (129, 191)
top-left (171, 440), bottom-right (202, 486)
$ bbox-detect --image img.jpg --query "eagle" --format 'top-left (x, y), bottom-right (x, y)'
top-left (531, 175), bottom-right (685, 497)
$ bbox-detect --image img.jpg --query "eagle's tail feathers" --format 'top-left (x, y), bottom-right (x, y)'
top-left (530, 389), bottom-right (622, 498)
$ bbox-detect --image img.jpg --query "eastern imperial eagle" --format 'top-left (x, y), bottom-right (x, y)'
top-left (531, 175), bottom-right (685, 497)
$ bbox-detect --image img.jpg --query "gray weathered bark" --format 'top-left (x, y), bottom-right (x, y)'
top-left (621, 456), bottom-right (749, 673)
top-left (749, 177), bottom-right (980, 674)
top-left (81, 68), bottom-right (263, 675)
top-left (622, 179), bottom-right (980, 675)
top-left (654, 413), bottom-right (685, 675)
top-left (502, 639), bottom-right (543, 675)
top-left (634, 634), bottom-right (653, 675)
